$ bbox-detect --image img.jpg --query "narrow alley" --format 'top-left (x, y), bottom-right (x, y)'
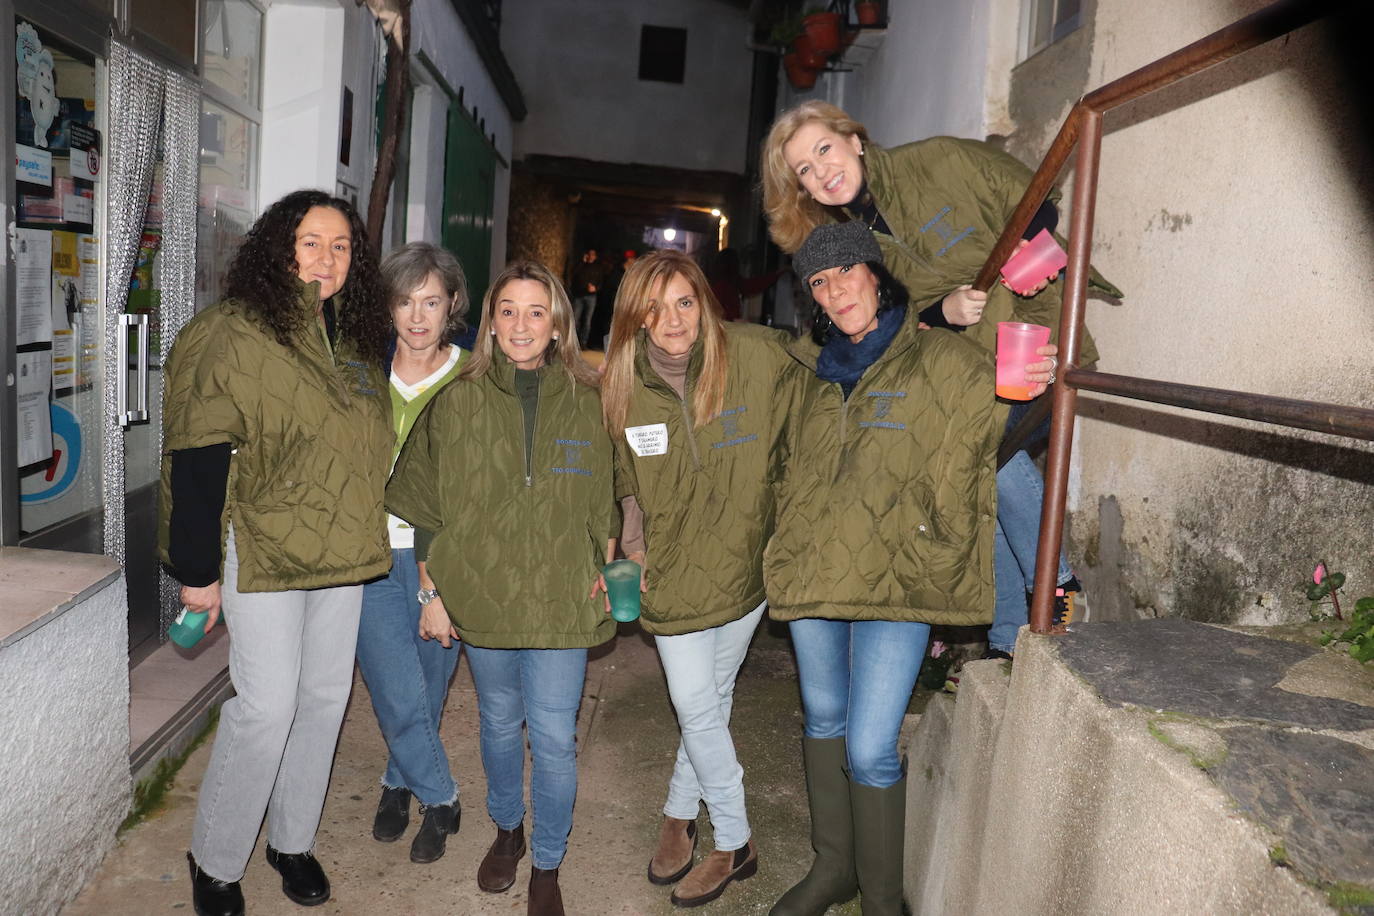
top-left (69, 621), bottom-right (891, 915)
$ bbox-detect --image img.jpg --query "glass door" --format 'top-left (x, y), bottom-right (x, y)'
top-left (14, 18), bottom-right (106, 560)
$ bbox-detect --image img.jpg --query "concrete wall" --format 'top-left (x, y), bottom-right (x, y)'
top-left (998, 0), bottom-right (1374, 624)
top-left (0, 573), bottom-right (129, 915)
top-left (809, 0), bottom-right (1374, 625)
top-left (501, 0), bottom-right (753, 173)
top-left (904, 636), bottom-right (1333, 915)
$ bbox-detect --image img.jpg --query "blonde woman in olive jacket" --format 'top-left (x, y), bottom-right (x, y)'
top-left (387, 261), bottom-right (611, 916)
top-left (601, 250), bottom-right (790, 908)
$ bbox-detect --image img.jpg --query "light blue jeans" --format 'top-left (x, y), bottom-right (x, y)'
top-left (788, 617), bottom-right (930, 787)
top-left (990, 450), bottom-right (1075, 654)
top-left (464, 645), bottom-right (588, 870)
top-left (355, 548), bottom-right (461, 806)
top-left (655, 600), bottom-right (766, 851)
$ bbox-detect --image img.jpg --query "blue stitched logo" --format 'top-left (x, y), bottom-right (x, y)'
top-left (552, 438), bottom-right (593, 476)
top-left (859, 390), bottom-right (906, 430)
top-left (712, 405), bottom-right (757, 449)
top-left (919, 206), bottom-right (976, 257)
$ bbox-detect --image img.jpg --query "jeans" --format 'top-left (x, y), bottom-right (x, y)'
top-left (572, 294), bottom-right (596, 344)
top-left (989, 450), bottom-right (1075, 654)
top-left (191, 531), bottom-right (363, 881)
top-left (788, 617), bottom-right (930, 788)
top-left (355, 548), bottom-right (461, 806)
top-left (464, 645), bottom-right (588, 869)
top-left (655, 600), bottom-right (766, 851)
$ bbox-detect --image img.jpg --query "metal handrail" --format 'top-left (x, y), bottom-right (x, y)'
top-left (967, 0), bottom-right (1365, 634)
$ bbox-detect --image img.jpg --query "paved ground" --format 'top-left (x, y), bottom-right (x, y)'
top-left (69, 619), bottom-right (868, 916)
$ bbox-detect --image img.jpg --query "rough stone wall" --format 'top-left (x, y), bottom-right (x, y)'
top-left (1002, 0), bottom-right (1374, 624)
top-left (0, 576), bottom-right (130, 914)
top-left (506, 169), bottom-right (572, 279)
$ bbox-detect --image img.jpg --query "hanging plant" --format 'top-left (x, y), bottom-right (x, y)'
top-left (802, 7), bottom-right (843, 54)
top-left (856, 1), bottom-right (882, 26)
top-left (783, 51), bottom-right (819, 90)
top-left (792, 31), bottom-right (828, 69)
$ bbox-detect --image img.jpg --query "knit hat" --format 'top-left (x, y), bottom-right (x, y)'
top-left (793, 220), bottom-right (882, 287)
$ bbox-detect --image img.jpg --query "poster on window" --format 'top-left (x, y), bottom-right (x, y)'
top-left (15, 226), bottom-right (52, 344)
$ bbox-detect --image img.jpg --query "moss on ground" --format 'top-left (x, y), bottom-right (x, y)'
top-left (120, 706), bottom-right (218, 834)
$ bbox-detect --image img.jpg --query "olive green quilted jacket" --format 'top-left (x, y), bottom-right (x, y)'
top-left (386, 358), bottom-right (617, 650)
top-left (763, 312), bottom-right (1000, 624)
top-left (612, 323), bottom-right (791, 636)
top-left (157, 288), bottom-right (392, 592)
top-left (858, 139), bottom-right (1121, 368)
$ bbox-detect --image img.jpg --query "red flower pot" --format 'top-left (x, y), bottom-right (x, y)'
top-left (856, 1), bottom-right (882, 26)
top-left (803, 11), bottom-right (843, 54)
top-left (784, 52), bottom-right (819, 90)
top-left (792, 33), bottom-right (828, 70)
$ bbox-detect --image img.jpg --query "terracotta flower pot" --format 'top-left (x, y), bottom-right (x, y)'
top-left (784, 52), bottom-right (819, 90)
top-left (856, 1), bottom-right (882, 26)
top-left (803, 11), bottom-right (843, 54)
top-left (792, 33), bottom-right (828, 70)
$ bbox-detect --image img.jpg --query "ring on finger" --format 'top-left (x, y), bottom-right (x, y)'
top-left (1048, 371), bottom-right (1057, 384)
top-left (1046, 355), bottom-right (1059, 371)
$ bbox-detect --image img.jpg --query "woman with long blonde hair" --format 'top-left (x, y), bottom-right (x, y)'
top-left (601, 249), bottom-right (790, 908)
top-left (387, 260), bottom-right (611, 916)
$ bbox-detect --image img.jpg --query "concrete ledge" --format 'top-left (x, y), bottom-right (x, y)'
top-left (906, 622), bottom-right (1339, 915)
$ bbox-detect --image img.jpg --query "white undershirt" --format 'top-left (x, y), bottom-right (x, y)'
top-left (387, 347), bottom-right (462, 549)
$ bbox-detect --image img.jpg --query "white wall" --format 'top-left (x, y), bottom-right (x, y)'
top-left (259, 2), bottom-right (346, 204)
top-left (501, 0), bottom-right (753, 173)
top-left (776, 0), bottom-right (1003, 146)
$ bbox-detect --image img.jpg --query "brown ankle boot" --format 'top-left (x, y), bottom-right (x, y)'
top-left (648, 816), bottom-right (698, 885)
top-left (477, 823), bottom-right (525, 893)
top-left (670, 838), bottom-right (758, 907)
top-left (528, 866), bottom-right (564, 916)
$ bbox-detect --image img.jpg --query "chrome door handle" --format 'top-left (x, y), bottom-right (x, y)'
top-left (132, 313), bottom-right (150, 423)
top-left (117, 312), bottom-right (133, 427)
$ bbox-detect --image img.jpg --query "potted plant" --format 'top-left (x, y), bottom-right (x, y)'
top-left (783, 51), bottom-right (819, 90)
top-left (856, 1), bottom-right (882, 26)
top-left (792, 30), bottom-right (829, 69)
top-left (802, 6), bottom-right (843, 54)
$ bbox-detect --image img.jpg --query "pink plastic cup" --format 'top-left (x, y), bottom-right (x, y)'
top-left (996, 322), bottom-right (1051, 401)
top-left (1000, 229), bottom-right (1068, 295)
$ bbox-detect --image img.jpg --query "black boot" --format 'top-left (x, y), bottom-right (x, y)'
top-left (187, 851), bottom-right (244, 916)
top-left (410, 800), bottom-right (461, 863)
top-left (373, 785), bottom-right (412, 842)
top-left (770, 738), bottom-right (858, 915)
top-left (265, 845), bottom-right (330, 906)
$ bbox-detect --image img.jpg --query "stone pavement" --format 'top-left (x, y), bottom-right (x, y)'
top-left (68, 620), bottom-right (865, 916)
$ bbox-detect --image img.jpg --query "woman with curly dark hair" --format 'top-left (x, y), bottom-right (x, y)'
top-left (158, 189), bottom-right (393, 916)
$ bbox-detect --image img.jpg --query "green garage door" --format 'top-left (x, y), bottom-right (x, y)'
top-left (441, 104), bottom-right (496, 317)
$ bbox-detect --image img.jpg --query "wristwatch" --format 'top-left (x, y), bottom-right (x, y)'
top-left (417, 587), bottom-right (441, 606)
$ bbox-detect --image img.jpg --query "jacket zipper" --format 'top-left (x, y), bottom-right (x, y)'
top-left (524, 375), bottom-right (539, 487)
top-left (679, 396), bottom-right (702, 470)
top-left (870, 197), bottom-right (939, 277)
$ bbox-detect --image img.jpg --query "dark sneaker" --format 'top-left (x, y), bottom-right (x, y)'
top-left (1053, 577), bottom-right (1081, 628)
top-left (187, 852), bottom-right (244, 916)
top-left (373, 785), bottom-right (411, 842)
top-left (265, 846), bottom-right (330, 907)
top-left (981, 647), bottom-right (1013, 661)
top-left (410, 801), bottom-right (461, 864)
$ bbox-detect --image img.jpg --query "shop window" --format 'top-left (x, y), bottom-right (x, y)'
top-left (638, 25), bottom-right (687, 84)
top-left (196, 0), bottom-right (262, 309)
top-left (1021, 0), bottom-right (1081, 60)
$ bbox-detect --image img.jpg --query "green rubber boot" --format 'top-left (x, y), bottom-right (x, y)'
top-left (852, 772), bottom-right (908, 916)
top-left (770, 738), bottom-right (858, 916)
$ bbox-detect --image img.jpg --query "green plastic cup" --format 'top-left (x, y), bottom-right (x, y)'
top-left (603, 559), bottom-right (642, 623)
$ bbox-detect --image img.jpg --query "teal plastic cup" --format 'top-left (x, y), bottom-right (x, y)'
top-left (169, 607), bottom-right (210, 649)
top-left (603, 559), bottom-right (642, 623)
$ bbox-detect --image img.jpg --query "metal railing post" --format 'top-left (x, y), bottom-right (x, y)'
top-left (1029, 107), bottom-right (1102, 635)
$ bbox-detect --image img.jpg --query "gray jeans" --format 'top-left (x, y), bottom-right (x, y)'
top-left (191, 531), bottom-right (364, 881)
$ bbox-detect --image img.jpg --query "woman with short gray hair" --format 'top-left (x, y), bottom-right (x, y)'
top-left (354, 241), bottom-right (469, 865)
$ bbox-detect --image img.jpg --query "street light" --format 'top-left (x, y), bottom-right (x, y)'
top-left (663, 228), bottom-right (677, 242)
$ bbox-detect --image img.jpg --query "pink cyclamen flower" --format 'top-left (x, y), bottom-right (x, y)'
top-left (1313, 561), bottom-right (1327, 585)
top-left (930, 640), bottom-right (947, 658)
